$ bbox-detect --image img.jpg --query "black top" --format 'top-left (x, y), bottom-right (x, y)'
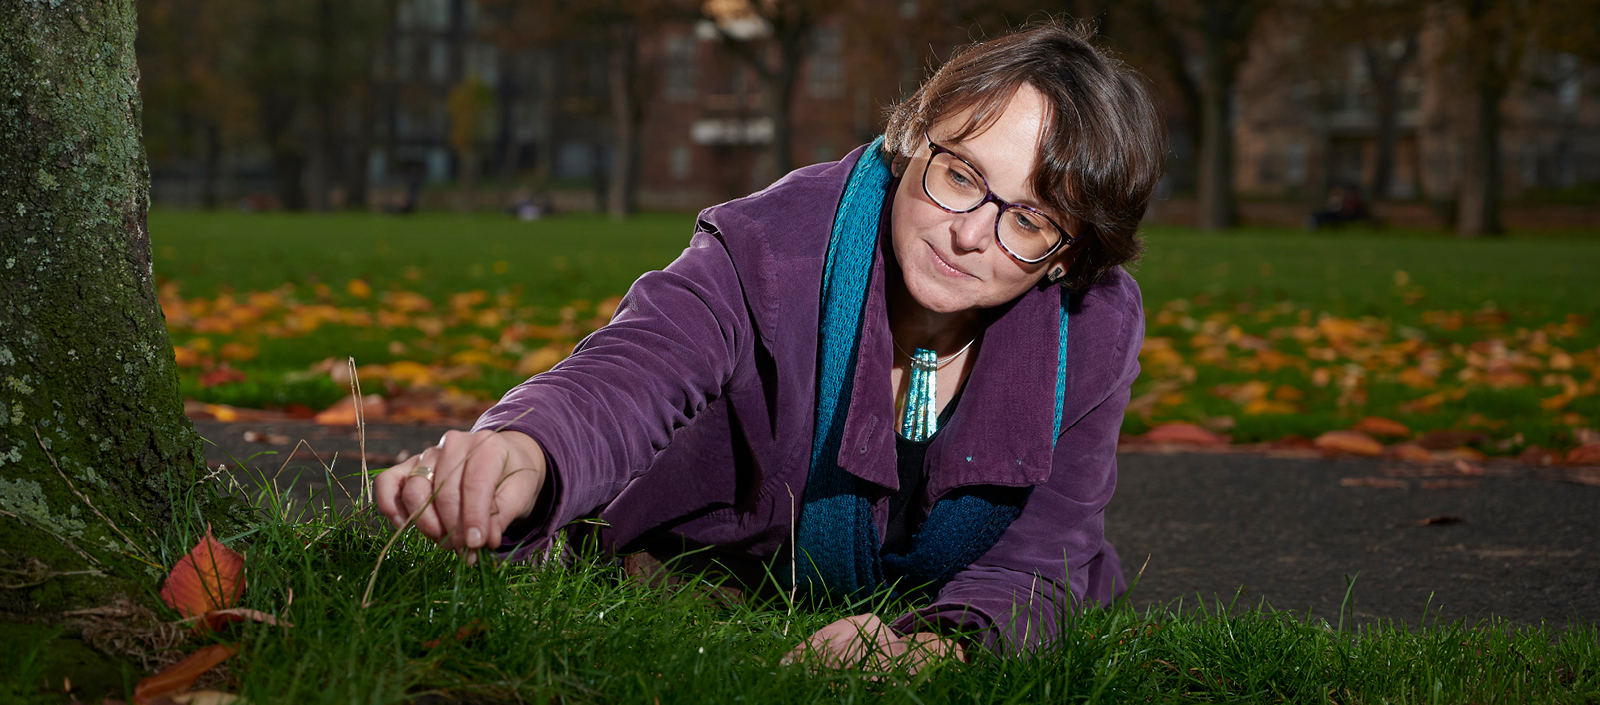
top-left (882, 385), bottom-right (963, 555)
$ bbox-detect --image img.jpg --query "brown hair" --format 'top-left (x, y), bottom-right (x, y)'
top-left (883, 20), bottom-right (1165, 291)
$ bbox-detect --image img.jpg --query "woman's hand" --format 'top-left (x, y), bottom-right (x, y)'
top-left (374, 429), bottom-right (547, 562)
top-left (784, 613), bottom-right (965, 675)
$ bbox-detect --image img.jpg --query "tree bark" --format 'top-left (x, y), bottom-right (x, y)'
top-left (1, 0), bottom-right (214, 612)
top-left (1456, 81), bottom-right (1504, 237)
top-left (1195, 4), bottom-right (1241, 231)
top-left (606, 24), bottom-right (641, 220)
top-left (1363, 37), bottom-right (1416, 202)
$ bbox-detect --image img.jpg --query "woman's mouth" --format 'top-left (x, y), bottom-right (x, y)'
top-left (928, 243), bottom-right (975, 279)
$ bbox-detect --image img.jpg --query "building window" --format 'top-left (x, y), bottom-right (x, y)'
top-left (670, 145), bottom-right (692, 180)
top-left (808, 27), bottom-right (844, 99)
top-left (429, 39), bottom-right (450, 84)
top-left (665, 35), bottom-right (697, 101)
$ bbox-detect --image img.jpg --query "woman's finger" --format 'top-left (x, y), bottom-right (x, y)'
top-left (456, 442), bottom-right (507, 551)
top-left (400, 447), bottom-right (445, 540)
top-left (429, 430), bottom-right (488, 548)
top-left (373, 457), bottom-right (417, 528)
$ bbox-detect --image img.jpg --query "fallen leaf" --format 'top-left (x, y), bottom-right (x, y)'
top-left (1140, 422), bottom-right (1229, 447)
top-left (1421, 479), bottom-right (1478, 490)
top-left (241, 431), bottom-right (290, 445)
top-left (170, 691), bottom-right (239, 705)
top-left (1567, 443), bottom-right (1600, 466)
top-left (160, 530), bottom-right (245, 619)
top-left (1433, 447), bottom-right (1488, 463)
top-left (1389, 443), bottom-right (1434, 463)
top-left (133, 643), bottom-right (238, 705)
top-left (201, 608), bottom-right (292, 631)
top-left (1340, 477), bottom-right (1409, 489)
top-left (515, 344), bottom-right (568, 377)
top-left (1416, 429), bottom-right (1488, 451)
top-left (1517, 446), bottom-right (1562, 467)
top-left (1314, 430), bottom-right (1384, 457)
top-left (198, 367), bottom-right (247, 388)
top-left (1352, 416), bottom-right (1410, 439)
top-left (313, 394), bottom-right (388, 426)
top-left (1416, 515), bottom-right (1465, 525)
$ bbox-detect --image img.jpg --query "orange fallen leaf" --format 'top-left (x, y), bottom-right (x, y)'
top-left (201, 608), bottom-right (292, 631)
top-left (160, 530), bottom-right (245, 619)
top-left (1566, 443), bottom-right (1600, 466)
top-left (1314, 430), bottom-right (1384, 457)
top-left (132, 643), bottom-right (238, 705)
top-left (1140, 422), bottom-right (1229, 447)
top-left (1389, 443), bottom-right (1434, 463)
top-left (1340, 477), bottom-right (1409, 489)
top-left (313, 394), bottom-right (388, 426)
top-left (1352, 416), bottom-right (1410, 439)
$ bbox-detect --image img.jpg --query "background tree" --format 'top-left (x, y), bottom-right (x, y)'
top-left (700, 0), bottom-right (844, 185)
top-left (1440, 0), bottom-right (1533, 238)
top-left (479, 0), bottom-right (671, 218)
top-left (2, 0), bottom-right (220, 612)
top-left (1312, 0), bottom-right (1424, 202)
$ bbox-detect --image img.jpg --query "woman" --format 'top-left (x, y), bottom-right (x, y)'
top-left (376, 21), bottom-right (1163, 667)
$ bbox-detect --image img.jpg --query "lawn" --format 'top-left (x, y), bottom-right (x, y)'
top-left (12, 478), bottom-right (1594, 704)
top-left (151, 211), bottom-right (1600, 451)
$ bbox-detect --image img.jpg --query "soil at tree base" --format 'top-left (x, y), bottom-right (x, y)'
top-left (198, 420), bottom-right (1600, 632)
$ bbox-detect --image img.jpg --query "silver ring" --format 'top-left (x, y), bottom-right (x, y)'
top-left (408, 465), bottom-right (434, 482)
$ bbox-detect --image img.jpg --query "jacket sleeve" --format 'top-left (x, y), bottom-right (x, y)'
top-left (473, 227), bottom-right (751, 560)
top-left (890, 286), bottom-right (1143, 654)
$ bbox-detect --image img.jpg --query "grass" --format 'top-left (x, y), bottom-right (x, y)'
top-left (150, 211), bottom-right (1600, 450)
top-left (9, 464), bottom-right (1598, 703)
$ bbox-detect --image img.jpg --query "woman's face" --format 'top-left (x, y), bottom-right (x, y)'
top-left (890, 84), bottom-right (1073, 314)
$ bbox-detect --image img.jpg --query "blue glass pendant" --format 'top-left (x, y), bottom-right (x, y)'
top-left (900, 348), bottom-right (939, 441)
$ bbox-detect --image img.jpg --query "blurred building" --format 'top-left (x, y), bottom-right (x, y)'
top-left (1232, 9), bottom-right (1600, 206)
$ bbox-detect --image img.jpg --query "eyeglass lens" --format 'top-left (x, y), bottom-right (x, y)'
top-left (924, 151), bottom-right (1061, 261)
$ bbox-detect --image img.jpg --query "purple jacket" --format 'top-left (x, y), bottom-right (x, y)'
top-left (476, 144), bottom-right (1143, 653)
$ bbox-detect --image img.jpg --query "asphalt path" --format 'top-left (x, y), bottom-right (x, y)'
top-left (196, 421), bottom-right (1600, 630)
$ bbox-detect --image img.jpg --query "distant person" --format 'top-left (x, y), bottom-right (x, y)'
top-left (1308, 184), bottom-right (1371, 230)
top-left (378, 21), bottom-right (1162, 670)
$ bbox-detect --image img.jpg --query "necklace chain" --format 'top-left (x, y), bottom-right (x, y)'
top-left (892, 336), bottom-right (976, 370)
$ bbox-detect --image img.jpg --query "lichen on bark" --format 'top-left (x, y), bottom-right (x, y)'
top-left (1, 0), bottom-right (237, 613)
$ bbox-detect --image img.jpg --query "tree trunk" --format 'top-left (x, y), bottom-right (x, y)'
top-left (1363, 37), bottom-right (1416, 202)
top-left (606, 26), bottom-right (639, 220)
top-left (1, 0), bottom-right (214, 613)
top-left (1196, 22), bottom-right (1238, 230)
top-left (1456, 80), bottom-right (1504, 237)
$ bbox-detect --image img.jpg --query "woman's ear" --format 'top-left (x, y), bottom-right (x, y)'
top-left (890, 154), bottom-right (910, 178)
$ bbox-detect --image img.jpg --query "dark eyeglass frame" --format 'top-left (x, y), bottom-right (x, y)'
top-left (921, 133), bottom-right (1075, 264)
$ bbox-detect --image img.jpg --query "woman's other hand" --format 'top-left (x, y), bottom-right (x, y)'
top-left (374, 429), bottom-right (546, 562)
top-left (783, 613), bottom-right (965, 676)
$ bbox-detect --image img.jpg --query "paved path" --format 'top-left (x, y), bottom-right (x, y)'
top-left (197, 422), bottom-right (1600, 630)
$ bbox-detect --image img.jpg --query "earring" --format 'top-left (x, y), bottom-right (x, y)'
top-left (1046, 266), bottom-right (1066, 283)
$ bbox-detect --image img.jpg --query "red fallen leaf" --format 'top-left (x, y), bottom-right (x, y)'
top-left (1433, 447), bottom-right (1488, 463)
top-left (1340, 477), bottom-right (1409, 489)
top-left (201, 608), bottom-right (292, 631)
top-left (1314, 430), bottom-right (1384, 457)
top-left (1416, 429), bottom-right (1488, 450)
top-left (1140, 422), bottom-right (1228, 447)
top-left (1517, 446), bottom-right (1563, 467)
top-left (198, 367), bottom-right (247, 388)
top-left (1352, 416), bottom-right (1411, 439)
top-left (1450, 459), bottom-right (1486, 476)
top-left (1416, 515), bottom-right (1465, 525)
top-left (313, 394), bottom-right (388, 426)
top-left (1389, 443), bottom-right (1434, 463)
top-left (160, 529), bottom-right (245, 619)
top-left (1566, 443), bottom-right (1600, 466)
top-left (282, 403), bottom-right (317, 419)
top-left (132, 643), bottom-right (238, 705)
top-left (422, 619), bottom-right (489, 649)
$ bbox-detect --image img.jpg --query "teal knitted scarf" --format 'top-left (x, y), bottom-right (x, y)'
top-left (794, 138), bottom-right (1071, 599)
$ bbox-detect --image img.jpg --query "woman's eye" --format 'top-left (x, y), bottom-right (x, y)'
top-left (1010, 210), bottom-right (1044, 233)
top-left (945, 168), bottom-right (974, 188)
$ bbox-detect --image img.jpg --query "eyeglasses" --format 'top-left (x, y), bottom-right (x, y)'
top-left (920, 134), bottom-right (1073, 264)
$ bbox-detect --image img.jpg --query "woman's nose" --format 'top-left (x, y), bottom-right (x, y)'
top-left (950, 204), bottom-right (997, 253)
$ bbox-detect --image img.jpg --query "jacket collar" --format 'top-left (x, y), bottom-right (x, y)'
top-left (834, 226), bottom-right (1061, 497)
